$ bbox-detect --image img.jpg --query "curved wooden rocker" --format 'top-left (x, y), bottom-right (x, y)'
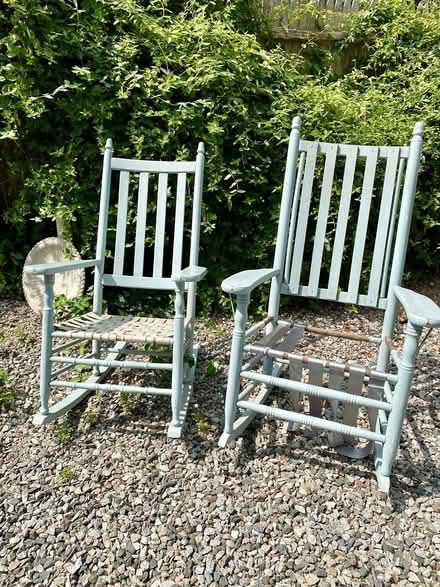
top-left (219, 117), bottom-right (440, 492)
top-left (24, 140), bottom-right (206, 438)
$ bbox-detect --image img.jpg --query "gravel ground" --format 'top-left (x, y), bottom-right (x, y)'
top-left (0, 287), bottom-right (439, 587)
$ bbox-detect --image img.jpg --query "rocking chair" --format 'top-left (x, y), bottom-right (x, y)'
top-left (25, 139), bottom-right (206, 438)
top-left (220, 117), bottom-right (440, 492)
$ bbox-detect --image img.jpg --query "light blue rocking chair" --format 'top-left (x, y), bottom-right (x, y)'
top-left (220, 117), bottom-right (440, 492)
top-left (24, 140), bottom-right (206, 438)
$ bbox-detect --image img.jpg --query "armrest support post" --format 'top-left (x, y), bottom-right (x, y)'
top-left (224, 292), bottom-right (250, 435)
top-left (381, 320), bottom-right (421, 477)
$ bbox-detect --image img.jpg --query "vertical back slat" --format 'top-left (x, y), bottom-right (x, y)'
top-left (113, 171), bottom-right (129, 275)
top-left (289, 142), bottom-right (319, 292)
top-left (287, 358), bottom-right (304, 431)
top-left (327, 363), bottom-right (345, 447)
top-left (279, 324), bottom-right (305, 432)
top-left (308, 143), bottom-right (338, 295)
top-left (308, 362), bottom-right (324, 418)
top-left (327, 146), bottom-right (358, 298)
top-left (342, 368), bottom-right (365, 434)
top-left (189, 144), bottom-right (205, 268)
top-left (367, 148), bottom-right (400, 306)
top-left (172, 173), bottom-right (187, 274)
top-left (153, 173), bottom-right (168, 278)
top-left (133, 173), bottom-right (149, 277)
top-left (284, 152), bottom-right (306, 282)
top-left (346, 147), bottom-right (378, 300)
top-left (379, 157), bottom-right (406, 298)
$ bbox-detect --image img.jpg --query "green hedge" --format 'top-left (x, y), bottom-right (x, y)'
top-left (1, 0), bottom-right (439, 311)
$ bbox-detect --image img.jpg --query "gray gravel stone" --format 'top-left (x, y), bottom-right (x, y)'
top-left (1, 297), bottom-right (440, 586)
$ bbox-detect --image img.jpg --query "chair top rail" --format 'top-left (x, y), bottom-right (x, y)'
top-left (111, 158), bottom-right (197, 174)
top-left (299, 139), bottom-right (409, 159)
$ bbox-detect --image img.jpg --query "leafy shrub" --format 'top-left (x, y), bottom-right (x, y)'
top-left (0, 0), bottom-right (304, 311)
top-left (0, 368), bottom-right (15, 409)
top-left (1, 0), bottom-right (439, 313)
top-left (269, 0), bottom-right (440, 276)
top-left (58, 465), bottom-right (74, 483)
top-left (53, 292), bottom-right (93, 322)
top-left (336, 0), bottom-right (440, 269)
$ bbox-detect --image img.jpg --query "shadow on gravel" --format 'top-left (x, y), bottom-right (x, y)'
top-left (49, 370), bottom-right (440, 509)
top-left (230, 415), bottom-right (440, 508)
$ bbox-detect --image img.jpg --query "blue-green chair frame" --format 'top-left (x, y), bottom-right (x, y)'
top-left (25, 140), bottom-right (206, 438)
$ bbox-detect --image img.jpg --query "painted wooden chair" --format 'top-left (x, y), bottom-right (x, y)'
top-left (24, 139), bottom-right (206, 438)
top-left (220, 117), bottom-right (440, 492)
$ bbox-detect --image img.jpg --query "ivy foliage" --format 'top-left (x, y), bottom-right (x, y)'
top-left (0, 0), bottom-right (440, 311)
top-left (0, 0), bottom-right (304, 310)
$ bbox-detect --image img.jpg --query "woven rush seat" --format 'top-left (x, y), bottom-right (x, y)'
top-left (53, 312), bottom-right (176, 345)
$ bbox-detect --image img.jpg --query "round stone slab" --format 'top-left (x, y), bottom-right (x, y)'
top-left (22, 237), bottom-right (86, 313)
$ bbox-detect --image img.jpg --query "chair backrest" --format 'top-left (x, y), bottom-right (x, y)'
top-left (269, 118), bottom-right (424, 316)
top-left (92, 140), bottom-right (205, 314)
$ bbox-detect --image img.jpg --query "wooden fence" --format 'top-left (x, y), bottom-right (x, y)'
top-left (262, 0), bottom-right (359, 40)
top-left (262, 0), bottom-right (432, 40)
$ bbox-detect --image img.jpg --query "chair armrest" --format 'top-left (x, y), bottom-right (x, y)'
top-left (23, 259), bottom-right (99, 276)
top-left (394, 286), bottom-right (440, 328)
top-left (171, 265), bottom-right (208, 283)
top-left (222, 268), bottom-right (279, 295)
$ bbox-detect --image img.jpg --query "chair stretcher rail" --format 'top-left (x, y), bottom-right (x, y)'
top-left (51, 356), bottom-right (173, 371)
top-left (303, 323), bottom-right (381, 344)
top-left (50, 380), bottom-right (172, 396)
top-left (245, 315), bottom-right (274, 338)
top-left (240, 371), bottom-right (392, 412)
top-left (278, 319), bottom-right (381, 344)
top-left (51, 352), bottom-right (98, 378)
top-left (237, 400), bottom-right (386, 443)
top-left (242, 324), bottom-right (291, 371)
top-left (244, 344), bottom-right (398, 384)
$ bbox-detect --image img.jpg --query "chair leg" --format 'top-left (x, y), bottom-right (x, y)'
top-left (38, 275), bottom-right (55, 419)
top-left (169, 283), bottom-right (186, 439)
top-left (377, 321), bottom-right (421, 485)
top-left (178, 343), bottom-right (199, 433)
top-left (219, 293), bottom-right (249, 447)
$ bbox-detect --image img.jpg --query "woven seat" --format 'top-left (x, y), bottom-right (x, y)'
top-left (54, 313), bottom-right (176, 345)
top-left (24, 139), bottom-right (206, 438)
